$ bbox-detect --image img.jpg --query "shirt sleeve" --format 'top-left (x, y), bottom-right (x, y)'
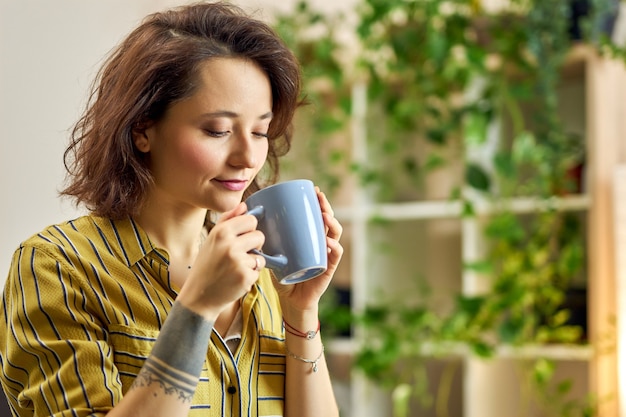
top-left (0, 243), bottom-right (123, 417)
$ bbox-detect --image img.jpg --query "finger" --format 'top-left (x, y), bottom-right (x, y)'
top-left (317, 190), bottom-right (335, 218)
top-left (316, 190), bottom-right (333, 235)
top-left (231, 228), bottom-right (265, 254)
top-left (251, 254), bottom-right (266, 272)
top-left (326, 235), bottom-right (343, 255)
top-left (323, 212), bottom-right (343, 240)
top-left (218, 202), bottom-right (248, 222)
top-left (216, 209), bottom-right (261, 239)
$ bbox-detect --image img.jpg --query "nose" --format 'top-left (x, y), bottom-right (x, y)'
top-left (229, 131), bottom-right (257, 169)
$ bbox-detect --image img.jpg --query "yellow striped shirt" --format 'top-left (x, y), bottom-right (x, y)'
top-left (0, 215), bottom-right (286, 417)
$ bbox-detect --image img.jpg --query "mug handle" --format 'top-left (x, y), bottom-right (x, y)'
top-left (246, 205), bottom-right (289, 268)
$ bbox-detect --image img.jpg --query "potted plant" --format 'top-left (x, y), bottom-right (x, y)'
top-left (274, 0), bottom-right (624, 415)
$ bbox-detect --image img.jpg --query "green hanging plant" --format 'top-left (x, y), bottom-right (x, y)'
top-left (273, 0), bottom-right (621, 415)
top-left (274, 2), bottom-right (353, 195)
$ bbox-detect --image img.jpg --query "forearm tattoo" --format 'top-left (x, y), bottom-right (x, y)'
top-left (130, 302), bottom-right (214, 403)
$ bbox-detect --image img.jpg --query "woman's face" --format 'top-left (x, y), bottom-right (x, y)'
top-left (135, 57), bottom-right (272, 213)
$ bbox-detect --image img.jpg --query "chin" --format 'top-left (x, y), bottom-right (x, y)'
top-left (208, 198), bottom-right (244, 213)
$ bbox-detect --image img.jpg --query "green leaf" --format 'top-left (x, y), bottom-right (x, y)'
top-left (355, 347), bottom-right (395, 381)
top-left (361, 305), bottom-right (389, 324)
top-left (494, 151), bottom-right (515, 179)
top-left (392, 384), bottom-right (412, 417)
top-left (498, 315), bottom-right (527, 343)
top-left (317, 114), bottom-right (345, 133)
top-left (424, 153), bottom-right (445, 171)
top-left (550, 309), bottom-right (571, 327)
top-left (465, 163), bottom-right (491, 192)
top-left (471, 341), bottom-right (494, 358)
top-left (557, 379), bottom-right (573, 395)
top-left (465, 111), bottom-right (489, 146)
top-left (402, 157), bottom-right (418, 175)
top-left (512, 131), bottom-right (537, 163)
top-left (456, 295), bottom-right (486, 317)
top-left (464, 260), bottom-right (492, 274)
top-left (399, 307), bottom-right (429, 327)
top-left (462, 200), bottom-right (475, 217)
top-left (426, 128), bottom-right (446, 145)
top-left (533, 359), bottom-right (555, 386)
top-left (329, 150), bottom-right (344, 163)
top-left (485, 213), bottom-right (525, 242)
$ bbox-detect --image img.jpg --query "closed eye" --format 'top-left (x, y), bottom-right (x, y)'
top-left (253, 131), bottom-right (269, 139)
top-left (204, 129), bottom-right (229, 138)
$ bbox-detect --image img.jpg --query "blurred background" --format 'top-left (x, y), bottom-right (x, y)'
top-left (1, 1), bottom-right (626, 416)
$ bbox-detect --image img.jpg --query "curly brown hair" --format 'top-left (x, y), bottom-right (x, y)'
top-left (61, 1), bottom-right (302, 220)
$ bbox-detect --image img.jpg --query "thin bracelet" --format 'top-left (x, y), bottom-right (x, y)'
top-left (283, 319), bottom-right (320, 340)
top-left (285, 344), bottom-right (325, 373)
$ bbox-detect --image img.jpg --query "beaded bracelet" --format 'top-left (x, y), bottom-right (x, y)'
top-left (283, 319), bottom-right (320, 340)
top-left (285, 344), bottom-right (325, 373)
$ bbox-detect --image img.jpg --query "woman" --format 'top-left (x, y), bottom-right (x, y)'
top-left (0, 2), bottom-right (343, 417)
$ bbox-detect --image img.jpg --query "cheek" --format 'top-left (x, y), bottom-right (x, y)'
top-left (257, 141), bottom-right (270, 163)
top-left (179, 142), bottom-right (221, 171)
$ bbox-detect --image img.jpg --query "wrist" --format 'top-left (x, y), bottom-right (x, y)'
top-left (281, 306), bottom-right (319, 330)
top-left (176, 286), bottom-right (223, 322)
top-left (284, 318), bottom-right (320, 340)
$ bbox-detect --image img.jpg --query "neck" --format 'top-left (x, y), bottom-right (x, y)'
top-left (134, 200), bottom-right (208, 263)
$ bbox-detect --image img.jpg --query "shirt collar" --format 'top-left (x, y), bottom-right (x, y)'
top-left (91, 216), bottom-right (158, 268)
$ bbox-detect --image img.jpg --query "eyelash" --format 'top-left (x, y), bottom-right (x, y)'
top-left (205, 130), bottom-right (227, 138)
top-left (204, 130), bottom-right (268, 139)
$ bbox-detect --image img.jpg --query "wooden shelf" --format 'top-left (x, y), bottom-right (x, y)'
top-left (315, 42), bottom-right (625, 417)
top-left (335, 194), bottom-right (590, 222)
top-left (328, 337), bottom-right (593, 361)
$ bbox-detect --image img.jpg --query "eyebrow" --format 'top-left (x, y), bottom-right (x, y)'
top-left (201, 111), bottom-right (273, 120)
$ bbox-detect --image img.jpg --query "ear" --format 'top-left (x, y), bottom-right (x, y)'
top-left (132, 122), bottom-right (152, 153)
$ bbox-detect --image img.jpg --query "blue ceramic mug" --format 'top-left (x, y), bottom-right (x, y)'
top-left (245, 179), bottom-right (327, 284)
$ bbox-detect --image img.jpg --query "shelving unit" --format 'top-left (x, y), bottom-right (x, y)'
top-left (317, 44), bottom-right (626, 417)
top-left (585, 42), bottom-right (626, 417)
top-left (335, 194), bottom-right (591, 223)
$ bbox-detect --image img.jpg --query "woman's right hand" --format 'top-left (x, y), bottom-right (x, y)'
top-left (176, 202), bottom-right (266, 319)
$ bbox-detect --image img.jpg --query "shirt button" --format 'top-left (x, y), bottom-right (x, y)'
top-left (227, 386), bottom-right (237, 394)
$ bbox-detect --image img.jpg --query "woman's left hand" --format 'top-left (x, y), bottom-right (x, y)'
top-left (272, 186), bottom-right (343, 314)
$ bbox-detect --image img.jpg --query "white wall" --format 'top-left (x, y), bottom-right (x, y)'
top-left (0, 0), bottom-right (355, 287)
top-left (0, 0), bottom-right (188, 285)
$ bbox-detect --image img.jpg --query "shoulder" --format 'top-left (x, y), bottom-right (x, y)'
top-left (20, 215), bottom-right (99, 248)
top-left (10, 215), bottom-right (151, 276)
top-left (12, 215), bottom-right (94, 261)
top-left (5, 216), bottom-right (101, 280)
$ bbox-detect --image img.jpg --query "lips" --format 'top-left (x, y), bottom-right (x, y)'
top-left (216, 179), bottom-right (248, 191)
